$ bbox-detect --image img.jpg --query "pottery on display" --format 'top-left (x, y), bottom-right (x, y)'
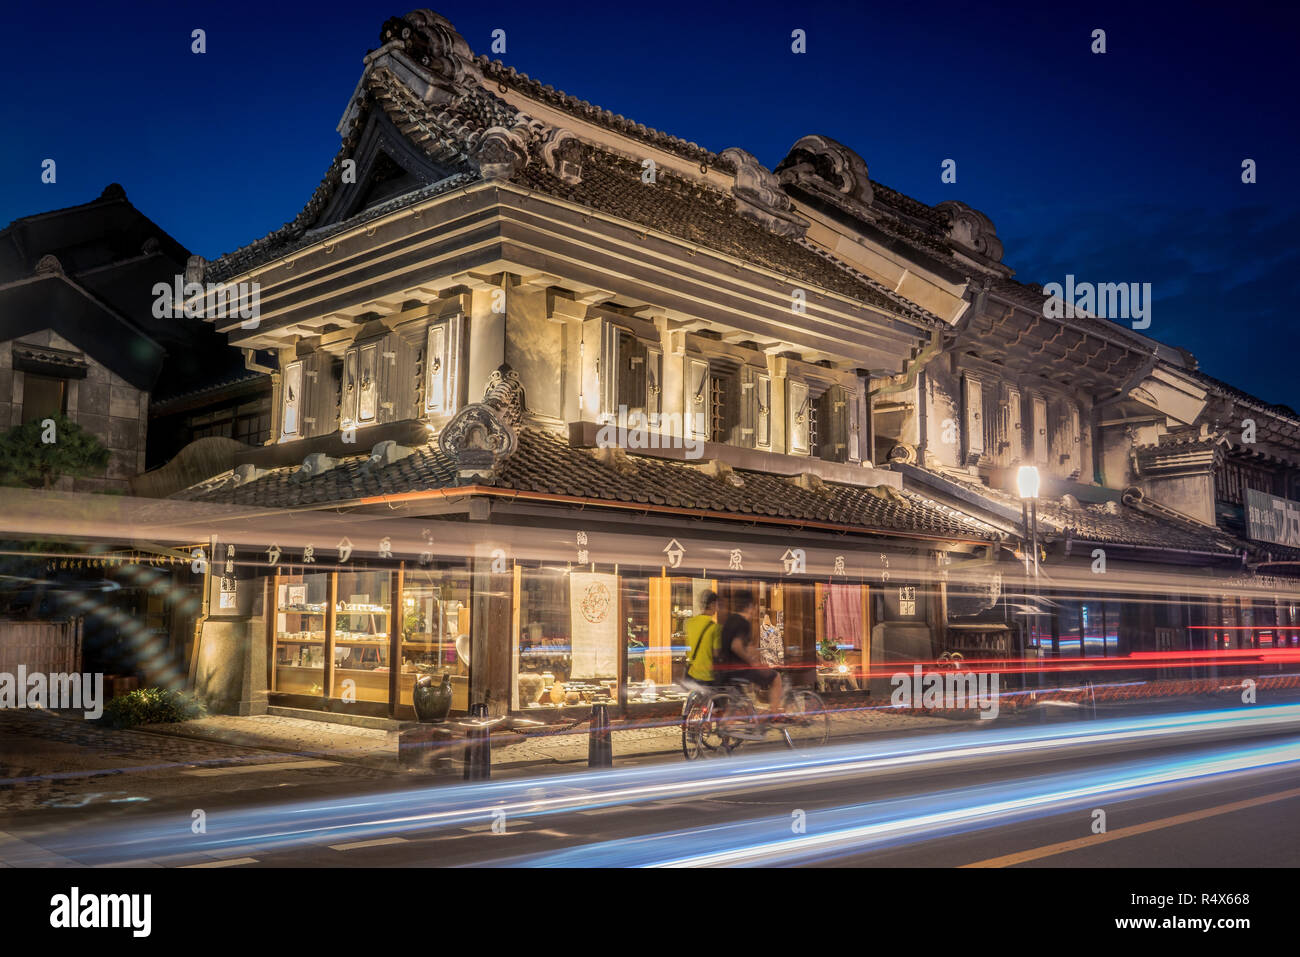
top-left (549, 681), bottom-right (567, 705)
top-left (518, 673), bottom-right (544, 706)
top-left (413, 673), bottom-right (454, 722)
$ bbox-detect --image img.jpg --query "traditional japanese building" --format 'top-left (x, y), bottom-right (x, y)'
top-left (166, 8), bottom-right (1297, 719)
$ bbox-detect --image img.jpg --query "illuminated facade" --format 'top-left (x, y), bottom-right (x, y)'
top-left (168, 9), bottom-right (1298, 719)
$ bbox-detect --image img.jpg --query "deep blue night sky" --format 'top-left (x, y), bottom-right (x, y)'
top-left (2, 0), bottom-right (1296, 406)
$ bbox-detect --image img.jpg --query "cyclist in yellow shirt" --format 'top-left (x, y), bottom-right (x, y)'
top-left (684, 591), bottom-right (720, 684)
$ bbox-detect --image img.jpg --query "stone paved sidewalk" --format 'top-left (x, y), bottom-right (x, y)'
top-left (0, 709), bottom-right (392, 814)
top-left (137, 702), bottom-right (959, 770)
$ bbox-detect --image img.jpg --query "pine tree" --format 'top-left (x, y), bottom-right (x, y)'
top-left (0, 415), bottom-right (111, 489)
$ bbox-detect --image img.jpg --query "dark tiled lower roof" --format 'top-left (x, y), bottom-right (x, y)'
top-left (176, 427), bottom-right (998, 541)
top-left (915, 468), bottom-right (1242, 555)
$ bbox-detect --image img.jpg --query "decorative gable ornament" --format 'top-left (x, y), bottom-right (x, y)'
top-left (34, 254), bottom-right (64, 276)
top-left (437, 364), bottom-right (527, 483)
top-left (541, 128), bottom-right (584, 185)
top-left (775, 134), bottom-right (874, 215)
top-left (379, 9), bottom-right (476, 101)
top-left (437, 403), bottom-right (517, 485)
top-left (481, 363), bottom-right (526, 425)
top-left (473, 126), bottom-right (529, 180)
top-left (935, 201), bottom-right (1004, 263)
top-left (719, 148), bottom-right (809, 238)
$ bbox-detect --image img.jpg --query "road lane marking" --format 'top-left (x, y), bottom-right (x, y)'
top-left (329, 837), bottom-right (410, 851)
top-left (180, 857), bottom-right (259, 868)
top-left (962, 784), bottom-right (1300, 868)
top-left (182, 759), bottom-right (337, 776)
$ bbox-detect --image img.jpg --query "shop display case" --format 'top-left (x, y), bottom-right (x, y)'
top-left (332, 570), bottom-right (391, 704)
top-left (272, 574), bottom-right (330, 695)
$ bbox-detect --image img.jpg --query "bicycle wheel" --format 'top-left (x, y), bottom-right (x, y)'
top-left (681, 694), bottom-right (706, 760)
top-left (783, 690), bottom-right (829, 747)
top-left (711, 692), bottom-right (757, 754)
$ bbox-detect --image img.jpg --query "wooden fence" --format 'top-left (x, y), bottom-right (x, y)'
top-left (0, 618), bottom-right (83, 675)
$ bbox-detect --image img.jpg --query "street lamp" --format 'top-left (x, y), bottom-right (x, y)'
top-left (1017, 466), bottom-right (1041, 689)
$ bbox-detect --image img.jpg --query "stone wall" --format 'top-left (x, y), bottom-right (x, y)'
top-left (0, 330), bottom-right (148, 493)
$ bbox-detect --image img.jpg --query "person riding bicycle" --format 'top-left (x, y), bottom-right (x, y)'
top-left (716, 590), bottom-right (783, 713)
top-left (684, 591), bottom-right (720, 685)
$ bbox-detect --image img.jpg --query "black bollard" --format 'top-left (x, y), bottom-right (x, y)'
top-left (463, 702), bottom-right (491, 780)
top-left (588, 703), bottom-right (613, 768)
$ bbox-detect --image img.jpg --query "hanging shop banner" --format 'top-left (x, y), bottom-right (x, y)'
top-left (1245, 489), bottom-right (1300, 548)
top-left (569, 572), bottom-right (619, 678)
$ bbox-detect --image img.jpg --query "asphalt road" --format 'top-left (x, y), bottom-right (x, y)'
top-left (3, 703), bottom-right (1297, 868)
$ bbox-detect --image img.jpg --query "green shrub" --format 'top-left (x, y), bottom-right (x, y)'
top-left (101, 687), bottom-right (205, 728)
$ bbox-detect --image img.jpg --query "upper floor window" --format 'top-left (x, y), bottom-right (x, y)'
top-left (614, 331), bottom-right (663, 417)
top-left (22, 373), bottom-right (67, 423)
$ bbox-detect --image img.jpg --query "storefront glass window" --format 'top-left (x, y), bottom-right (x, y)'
top-left (399, 564), bottom-right (471, 714)
top-left (333, 570), bottom-right (391, 704)
top-left (273, 573), bottom-right (330, 695)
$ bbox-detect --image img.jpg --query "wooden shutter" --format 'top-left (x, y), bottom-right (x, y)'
top-left (685, 358), bottom-right (710, 441)
top-left (1005, 385), bottom-right (1022, 463)
top-left (644, 346), bottom-right (663, 418)
top-left (1032, 395), bottom-right (1048, 466)
top-left (424, 315), bottom-right (465, 417)
top-left (847, 387), bottom-right (864, 463)
top-left (357, 343), bottom-right (378, 423)
top-left (756, 373), bottom-right (772, 450)
top-left (376, 331), bottom-right (416, 423)
top-left (282, 361), bottom-right (302, 437)
top-left (822, 385), bottom-right (849, 463)
top-left (963, 373), bottom-right (983, 462)
top-left (341, 349), bottom-right (359, 427)
top-left (789, 379), bottom-right (810, 454)
top-left (425, 322), bottom-right (448, 414)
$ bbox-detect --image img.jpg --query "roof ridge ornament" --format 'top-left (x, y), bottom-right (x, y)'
top-left (719, 147), bottom-right (809, 238)
top-left (482, 363), bottom-right (526, 425)
top-left (380, 9), bottom-right (477, 95)
top-left (775, 134), bottom-right (874, 213)
top-left (935, 200), bottom-right (1004, 263)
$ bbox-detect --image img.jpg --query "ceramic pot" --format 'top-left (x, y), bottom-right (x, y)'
top-left (549, 681), bottom-right (567, 705)
top-left (518, 673), bottom-right (544, 706)
top-left (413, 673), bottom-right (454, 722)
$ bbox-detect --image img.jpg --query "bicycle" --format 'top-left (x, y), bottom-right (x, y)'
top-left (680, 676), bottom-right (828, 759)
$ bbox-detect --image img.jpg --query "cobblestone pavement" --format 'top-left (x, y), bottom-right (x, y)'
top-left (0, 709), bottom-right (393, 814)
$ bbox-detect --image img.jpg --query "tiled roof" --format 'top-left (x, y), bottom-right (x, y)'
top-left (1186, 367), bottom-right (1300, 424)
top-left (912, 468), bottom-right (1242, 555)
top-left (512, 151), bottom-right (942, 326)
top-left (175, 427), bottom-right (999, 541)
top-left (477, 57), bottom-right (728, 171)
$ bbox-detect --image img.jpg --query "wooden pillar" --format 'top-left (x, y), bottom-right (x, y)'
top-left (388, 563), bottom-right (404, 718)
top-left (469, 553), bottom-right (512, 715)
top-left (265, 573), bottom-right (279, 692)
top-left (782, 580), bottom-right (817, 688)
top-left (324, 572), bottom-right (337, 703)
